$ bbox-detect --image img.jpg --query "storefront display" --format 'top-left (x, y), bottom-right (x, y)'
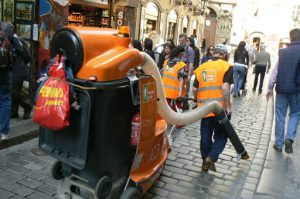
top-left (0, 3), bottom-right (2, 20)
top-left (15, 2), bottom-right (33, 21)
top-left (68, 4), bottom-right (110, 27)
top-left (3, 0), bottom-right (14, 22)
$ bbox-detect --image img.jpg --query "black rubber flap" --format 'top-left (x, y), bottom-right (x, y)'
top-left (50, 27), bottom-right (84, 74)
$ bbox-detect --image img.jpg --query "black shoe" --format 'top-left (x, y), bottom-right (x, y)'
top-left (273, 143), bottom-right (282, 152)
top-left (284, 139), bottom-right (293, 153)
top-left (202, 157), bottom-right (217, 172)
top-left (237, 92), bottom-right (241, 96)
top-left (11, 113), bottom-right (19, 119)
top-left (258, 90), bottom-right (262, 94)
top-left (252, 88), bottom-right (256, 92)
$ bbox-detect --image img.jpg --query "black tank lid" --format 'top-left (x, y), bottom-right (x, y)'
top-left (50, 27), bottom-right (83, 74)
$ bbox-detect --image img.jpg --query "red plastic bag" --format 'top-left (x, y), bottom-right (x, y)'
top-left (33, 55), bottom-right (70, 130)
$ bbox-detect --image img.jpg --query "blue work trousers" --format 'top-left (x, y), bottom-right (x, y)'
top-left (200, 117), bottom-right (227, 161)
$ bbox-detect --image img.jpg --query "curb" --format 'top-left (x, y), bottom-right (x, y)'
top-left (0, 128), bottom-right (39, 150)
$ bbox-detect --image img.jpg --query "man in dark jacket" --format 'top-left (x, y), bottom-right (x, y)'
top-left (11, 38), bottom-right (32, 119)
top-left (0, 22), bottom-right (23, 140)
top-left (267, 28), bottom-right (300, 153)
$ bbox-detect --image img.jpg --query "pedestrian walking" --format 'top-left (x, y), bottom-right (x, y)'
top-left (192, 44), bottom-right (233, 172)
top-left (157, 43), bottom-right (173, 70)
top-left (11, 38), bottom-right (33, 119)
top-left (252, 44), bottom-right (271, 94)
top-left (132, 40), bottom-right (143, 51)
top-left (166, 39), bottom-right (175, 49)
top-left (143, 38), bottom-right (155, 61)
top-left (187, 36), bottom-right (200, 70)
top-left (267, 28), bottom-right (300, 154)
top-left (0, 22), bottom-right (23, 140)
top-left (162, 46), bottom-right (186, 111)
top-left (201, 45), bottom-right (214, 64)
top-left (201, 38), bottom-right (206, 55)
top-left (246, 43), bottom-right (257, 69)
top-left (233, 41), bottom-right (249, 97)
top-left (179, 33), bottom-right (195, 97)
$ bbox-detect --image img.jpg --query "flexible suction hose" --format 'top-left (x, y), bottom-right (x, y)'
top-left (141, 53), bottom-right (249, 160)
top-left (141, 53), bottom-right (223, 126)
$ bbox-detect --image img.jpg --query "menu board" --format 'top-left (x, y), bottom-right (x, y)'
top-left (3, 0), bottom-right (14, 22)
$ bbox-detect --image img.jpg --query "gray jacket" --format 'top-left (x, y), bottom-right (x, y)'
top-left (254, 50), bottom-right (271, 67)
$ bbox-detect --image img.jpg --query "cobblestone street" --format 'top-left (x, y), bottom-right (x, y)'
top-left (1, 73), bottom-right (299, 199)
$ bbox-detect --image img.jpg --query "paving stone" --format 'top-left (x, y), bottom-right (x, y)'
top-left (0, 188), bottom-right (15, 199)
top-left (248, 171), bottom-right (261, 179)
top-left (172, 173), bottom-right (193, 182)
top-left (244, 182), bottom-right (257, 191)
top-left (27, 191), bottom-right (54, 199)
top-left (23, 163), bottom-right (44, 171)
top-left (165, 165), bottom-right (187, 175)
top-left (17, 177), bottom-right (43, 189)
top-left (166, 160), bottom-right (184, 168)
top-left (241, 189), bottom-right (254, 199)
top-left (149, 187), bottom-right (170, 197)
top-left (164, 184), bottom-right (188, 195)
top-left (12, 186), bottom-right (34, 197)
top-left (159, 176), bottom-right (178, 185)
top-left (0, 180), bottom-right (21, 191)
top-left (36, 184), bottom-right (57, 196)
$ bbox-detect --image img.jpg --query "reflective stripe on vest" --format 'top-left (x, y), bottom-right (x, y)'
top-left (197, 85), bottom-right (222, 92)
top-left (163, 84), bottom-right (178, 91)
top-left (163, 74), bottom-right (178, 81)
top-left (197, 97), bottom-right (225, 103)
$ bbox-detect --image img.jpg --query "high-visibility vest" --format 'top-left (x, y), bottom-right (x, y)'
top-left (194, 59), bottom-right (230, 117)
top-left (162, 60), bottom-right (186, 99)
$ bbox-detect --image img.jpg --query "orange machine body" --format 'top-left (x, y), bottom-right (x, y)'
top-left (61, 27), bottom-right (170, 195)
top-left (67, 26), bottom-right (144, 81)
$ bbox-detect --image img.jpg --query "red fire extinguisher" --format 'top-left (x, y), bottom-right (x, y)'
top-left (130, 112), bottom-right (141, 146)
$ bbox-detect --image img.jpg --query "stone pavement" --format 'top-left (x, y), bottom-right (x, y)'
top-left (0, 110), bottom-right (38, 150)
top-left (0, 72), bottom-right (299, 199)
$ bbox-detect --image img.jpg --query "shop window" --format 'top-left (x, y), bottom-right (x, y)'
top-left (68, 4), bottom-right (109, 27)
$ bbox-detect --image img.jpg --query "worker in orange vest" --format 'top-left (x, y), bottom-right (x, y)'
top-left (162, 46), bottom-right (187, 111)
top-left (192, 44), bottom-right (233, 172)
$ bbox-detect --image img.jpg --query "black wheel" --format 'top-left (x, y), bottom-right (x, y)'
top-left (95, 176), bottom-right (112, 199)
top-left (120, 187), bottom-right (142, 199)
top-left (51, 161), bottom-right (64, 180)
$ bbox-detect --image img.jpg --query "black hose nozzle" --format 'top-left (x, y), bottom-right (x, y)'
top-left (217, 110), bottom-right (249, 160)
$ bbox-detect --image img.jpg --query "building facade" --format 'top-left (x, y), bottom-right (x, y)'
top-left (113, 0), bottom-right (234, 48)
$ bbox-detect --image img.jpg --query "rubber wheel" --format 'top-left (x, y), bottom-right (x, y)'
top-left (95, 176), bottom-right (112, 199)
top-left (120, 187), bottom-right (142, 199)
top-left (51, 161), bottom-right (64, 180)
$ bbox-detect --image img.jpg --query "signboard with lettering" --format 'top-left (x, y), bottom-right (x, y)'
top-left (116, 6), bottom-right (125, 27)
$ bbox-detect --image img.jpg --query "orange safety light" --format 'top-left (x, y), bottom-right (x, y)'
top-left (118, 26), bottom-right (130, 37)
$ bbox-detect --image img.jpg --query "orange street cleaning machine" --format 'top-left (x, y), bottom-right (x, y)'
top-left (38, 26), bottom-right (249, 199)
